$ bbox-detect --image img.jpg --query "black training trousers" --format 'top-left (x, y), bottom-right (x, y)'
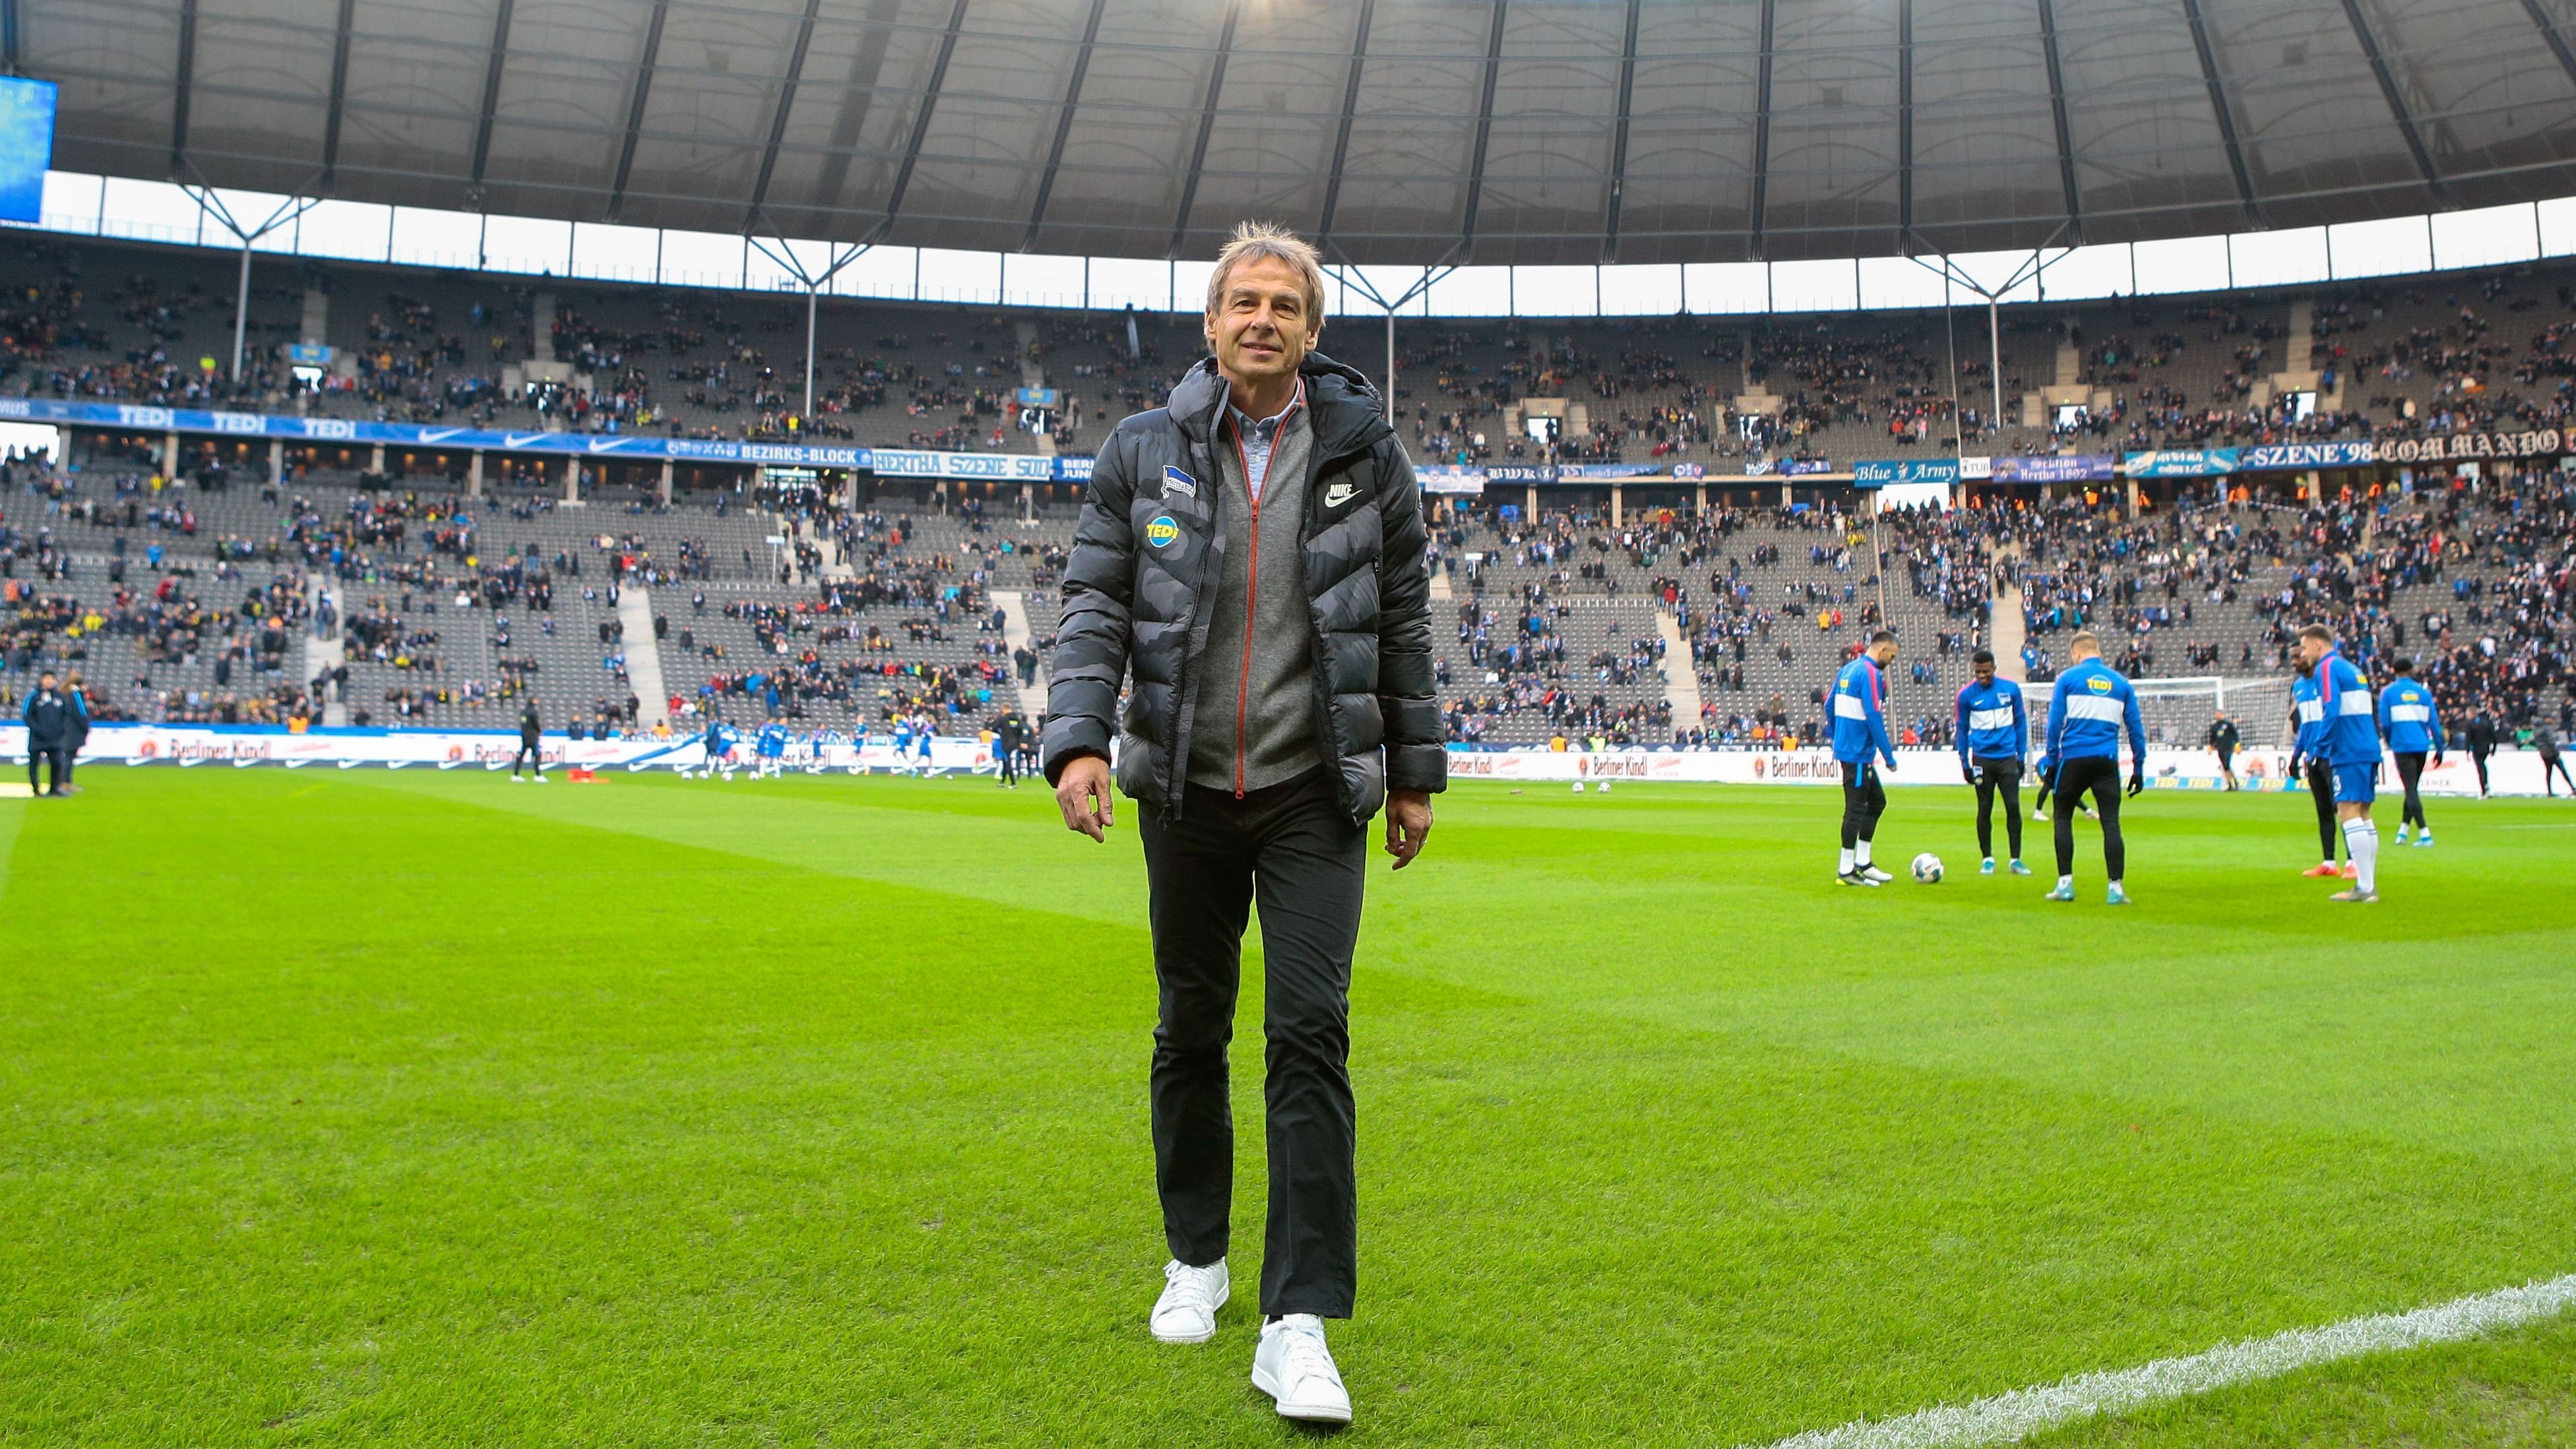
top-left (2306, 758), bottom-right (2341, 862)
top-left (996, 745), bottom-right (1019, 785)
top-left (26, 745), bottom-right (64, 795)
top-left (1839, 760), bottom-right (1886, 850)
top-left (1138, 768), bottom-right (1366, 1319)
top-left (2215, 745), bottom-right (2236, 787)
top-left (512, 740), bottom-right (542, 774)
top-left (2051, 756), bottom-right (2125, 879)
top-left (2471, 747), bottom-right (2492, 796)
top-left (1973, 756), bottom-right (2024, 860)
top-left (2395, 751), bottom-right (2428, 830)
top-left (2547, 753), bottom-right (2575, 797)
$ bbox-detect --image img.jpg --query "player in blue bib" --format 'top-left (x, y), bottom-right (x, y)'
top-left (2036, 631), bottom-right (2147, 905)
top-left (1829, 631), bottom-right (1900, 886)
top-left (2297, 623), bottom-right (2383, 903)
top-left (2375, 658), bottom-right (2444, 847)
top-left (1954, 648), bottom-right (2031, 876)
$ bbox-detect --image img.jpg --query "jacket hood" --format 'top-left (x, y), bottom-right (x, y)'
top-left (1166, 350), bottom-right (1389, 455)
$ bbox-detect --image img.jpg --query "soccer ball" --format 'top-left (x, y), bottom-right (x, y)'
top-left (1911, 852), bottom-right (1944, 884)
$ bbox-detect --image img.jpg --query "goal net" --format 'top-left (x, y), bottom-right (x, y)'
top-left (2124, 675), bottom-right (2294, 752)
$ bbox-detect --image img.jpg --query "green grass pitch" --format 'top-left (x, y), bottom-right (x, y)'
top-left (4, 768), bottom-right (2574, 1446)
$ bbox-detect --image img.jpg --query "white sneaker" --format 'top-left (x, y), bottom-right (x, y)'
top-left (532, 774), bottom-right (549, 784)
top-left (1860, 865), bottom-right (1893, 883)
top-left (1149, 1258), bottom-right (1228, 1344)
top-left (1253, 1314), bottom-right (1352, 1425)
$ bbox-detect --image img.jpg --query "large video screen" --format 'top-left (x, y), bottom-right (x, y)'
top-left (0, 77), bottom-right (57, 224)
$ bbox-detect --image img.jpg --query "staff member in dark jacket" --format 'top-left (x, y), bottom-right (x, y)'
top-left (2466, 712), bottom-right (2497, 796)
top-left (510, 701), bottom-right (548, 782)
top-left (22, 671), bottom-right (73, 796)
top-left (1044, 221), bottom-right (1441, 1427)
top-left (61, 670), bottom-right (90, 793)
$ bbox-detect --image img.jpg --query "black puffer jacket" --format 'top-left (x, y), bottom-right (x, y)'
top-left (1042, 352), bottom-right (1445, 822)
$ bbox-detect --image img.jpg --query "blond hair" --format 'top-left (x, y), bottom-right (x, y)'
top-left (2069, 630), bottom-right (2102, 657)
top-left (1205, 220), bottom-right (1326, 326)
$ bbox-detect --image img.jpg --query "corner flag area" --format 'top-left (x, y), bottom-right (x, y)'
top-left (7, 771), bottom-right (2573, 1444)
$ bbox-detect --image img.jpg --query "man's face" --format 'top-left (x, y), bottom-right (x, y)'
top-left (1205, 255), bottom-right (1319, 393)
top-left (38, 674), bottom-right (55, 691)
top-left (2293, 634), bottom-right (2328, 669)
top-left (1869, 640), bottom-right (1897, 666)
top-left (1974, 659), bottom-right (1995, 686)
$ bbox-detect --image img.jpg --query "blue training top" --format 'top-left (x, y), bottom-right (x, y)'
top-left (2315, 647), bottom-right (2382, 766)
top-left (1955, 675), bottom-right (2028, 766)
top-left (1830, 654), bottom-right (1896, 766)
top-left (2377, 679), bottom-right (2444, 755)
top-left (2041, 657), bottom-right (2147, 774)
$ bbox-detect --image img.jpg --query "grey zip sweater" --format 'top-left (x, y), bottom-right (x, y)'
top-left (1186, 401), bottom-right (1325, 792)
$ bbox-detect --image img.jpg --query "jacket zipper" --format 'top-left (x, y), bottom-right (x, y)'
top-left (1233, 426), bottom-right (1258, 797)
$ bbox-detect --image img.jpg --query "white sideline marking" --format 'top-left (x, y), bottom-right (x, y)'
top-left (1751, 1274), bottom-right (2576, 1449)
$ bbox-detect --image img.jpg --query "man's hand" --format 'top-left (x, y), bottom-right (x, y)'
top-left (1055, 755), bottom-right (1114, 842)
top-left (1881, 753), bottom-right (1899, 772)
top-left (1385, 787), bottom-right (1433, 870)
top-left (2435, 752), bottom-right (2446, 768)
top-left (1961, 759), bottom-right (1976, 784)
top-left (2127, 770), bottom-right (2146, 799)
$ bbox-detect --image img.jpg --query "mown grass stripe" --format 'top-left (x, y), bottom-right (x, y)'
top-left (1755, 1273), bottom-right (2576, 1449)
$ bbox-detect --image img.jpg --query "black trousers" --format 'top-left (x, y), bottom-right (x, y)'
top-left (2394, 751), bottom-right (2428, 829)
top-left (2215, 745), bottom-right (2236, 786)
top-left (2306, 758), bottom-right (2341, 861)
top-left (26, 745), bottom-right (65, 794)
top-left (997, 745), bottom-right (1019, 784)
top-left (2547, 753), bottom-right (2575, 796)
top-left (2472, 747), bottom-right (2492, 796)
top-left (1839, 760), bottom-right (1885, 849)
top-left (2051, 756), bottom-right (2125, 879)
top-left (512, 740), bottom-right (542, 773)
top-left (1973, 756), bottom-right (2023, 859)
top-left (1139, 768), bottom-right (1366, 1318)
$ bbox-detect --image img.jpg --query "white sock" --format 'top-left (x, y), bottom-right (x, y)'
top-left (2058, 874), bottom-right (2074, 890)
top-left (2345, 819), bottom-right (2378, 893)
top-left (1838, 848), bottom-right (1855, 875)
top-left (1854, 841), bottom-right (1873, 868)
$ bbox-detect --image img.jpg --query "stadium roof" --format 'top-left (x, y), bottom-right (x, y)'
top-left (25, 0), bottom-right (2576, 267)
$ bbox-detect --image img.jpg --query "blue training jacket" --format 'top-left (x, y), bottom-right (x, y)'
top-left (2041, 658), bottom-right (2147, 774)
top-left (1830, 654), bottom-right (1896, 766)
top-left (1955, 676), bottom-right (2028, 766)
top-left (2377, 679), bottom-right (2444, 755)
top-left (2292, 668), bottom-right (2325, 762)
top-left (2315, 647), bottom-right (2381, 766)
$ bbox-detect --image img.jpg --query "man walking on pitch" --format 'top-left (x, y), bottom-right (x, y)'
top-left (2376, 659), bottom-right (2443, 846)
top-left (2207, 709), bottom-right (2242, 791)
top-left (2539, 727), bottom-right (2575, 797)
top-left (2296, 624), bottom-right (2383, 902)
top-left (1831, 631), bottom-right (1899, 885)
top-left (2465, 710), bottom-right (2497, 797)
top-left (1044, 220), bottom-right (1441, 1426)
top-left (2287, 650), bottom-right (2348, 879)
top-left (20, 671), bottom-right (73, 797)
top-left (2036, 631), bottom-right (2147, 904)
top-left (1955, 648), bottom-right (2030, 875)
top-left (511, 700), bottom-right (548, 782)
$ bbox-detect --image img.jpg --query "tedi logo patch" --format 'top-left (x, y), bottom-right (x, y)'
top-left (1145, 515), bottom-right (1181, 548)
top-left (2087, 675), bottom-right (2114, 694)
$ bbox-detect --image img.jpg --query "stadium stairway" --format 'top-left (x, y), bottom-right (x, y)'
top-left (305, 574), bottom-right (349, 727)
top-left (994, 590), bottom-right (1048, 717)
top-left (1991, 580), bottom-right (2028, 685)
top-left (619, 586), bottom-right (670, 727)
top-left (1654, 608), bottom-right (1704, 735)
